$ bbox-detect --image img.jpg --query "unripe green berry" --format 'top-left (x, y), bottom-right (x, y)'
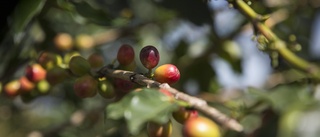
top-left (98, 80), bottom-right (115, 99)
top-left (64, 52), bottom-right (80, 64)
top-left (69, 56), bottom-right (91, 76)
top-left (36, 80), bottom-right (50, 94)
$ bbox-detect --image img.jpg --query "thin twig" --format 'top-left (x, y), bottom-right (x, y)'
top-left (97, 67), bottom-right (244, 132)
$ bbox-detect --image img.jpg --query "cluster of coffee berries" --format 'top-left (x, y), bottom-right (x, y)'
top-left (68, 53), bottom-right (131, 99)
top-left (109, 44), bottom-right (181, 100)
top-left (2, 41), bottom-right (221, 136)
top-left (3, 63), bottom-right (50, 101)
top-left (2, 45), bottom-right (110, 101)
top-left (69, 56), bottom-right (98, 98)
top-left (41, 51), bottom-right (112, 99)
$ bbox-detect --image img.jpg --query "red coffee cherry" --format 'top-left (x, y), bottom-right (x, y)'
top-left (154, 64), bottom-right (180, 85)
top-left (139, 45), bottom-right (159, 70)
top-left (182, 116), bottom-right (221, 137)
top-left (25, 64), bottom-right (47, 82)
top-left (147, 120), bottom-right (172, 137)
top-left (19, 76), bottom-right (35, 93)
top-left (87, 53), bottom-right (105, 69)
top-left (4, 80), bottom-right (20, 98)
top-left (117, 44), bottom-right (135, 66)
top-left (69, 56), bottom-right (91, 76)
top-left (73, 75), bottom-right (98, 98)
top-left (172, 107), bottom-right (198, 124)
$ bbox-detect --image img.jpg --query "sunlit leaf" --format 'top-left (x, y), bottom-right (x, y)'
top-left (106, 88), bottom-right (179, 135)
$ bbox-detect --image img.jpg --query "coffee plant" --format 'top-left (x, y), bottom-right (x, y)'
top-left (0, 0), bottom-right (320, 137)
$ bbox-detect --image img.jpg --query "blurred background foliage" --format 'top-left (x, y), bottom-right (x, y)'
top-left (1, 0), bottom-right (320, 137)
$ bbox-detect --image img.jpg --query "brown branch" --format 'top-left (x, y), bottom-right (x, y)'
top-left (98, 67), bottom-right (244, 132)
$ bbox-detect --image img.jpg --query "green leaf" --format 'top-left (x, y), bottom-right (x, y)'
top-left (247, 87), bottom-right (270, 103)
top-left (12, 0), bottom-right (46, 34)
top-left (72, 1), bottom-right (112, 26)
top-left (268, 85), bottom-right (310, 113)
top-left (248, 83), bottom-right (312, 113)
top-left (240, 114), bottom-right (262, 134)
top-left (106, 88), bottom-right (179, 135)
top-left (57, 0), bottom-right (74, 11)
